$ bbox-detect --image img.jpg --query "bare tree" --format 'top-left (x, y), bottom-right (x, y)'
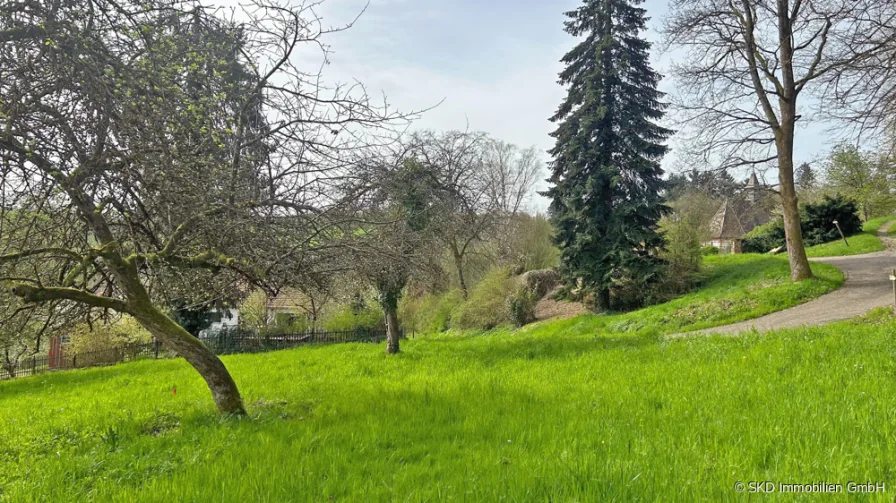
top-left (345, 151), bottom-right (441, 353)
top-left (0, 0), bottom-right (412, 414)
top-left (817, 5), bottom-right (896, 142)
top-left (408, 130), bottom-right (540, 297)
top-left (663, 0), bottom-right (893, 281)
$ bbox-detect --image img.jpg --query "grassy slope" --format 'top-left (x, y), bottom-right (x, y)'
top-left (521, 254), bottom-right (842, 338)
top-left (805, 215), bottom-right (895, 257)
top-left (0, 255), bottom-right (852, 502)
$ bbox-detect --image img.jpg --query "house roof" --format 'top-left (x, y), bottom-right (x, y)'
top-left (709, 175), bottom-right (774, 239)
top-left (745, 172), bottom-right (760, 189)
top-left (266, 289), bottom-right (309, 311)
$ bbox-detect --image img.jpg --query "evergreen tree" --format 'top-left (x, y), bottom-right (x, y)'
top-left (545, 0), bottom-right (672, 311)
top-left (796, 163), bottom-right (817, 191)
top-left (667, 168), bottom-right (738, 200)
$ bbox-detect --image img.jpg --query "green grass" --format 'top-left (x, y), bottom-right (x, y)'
top-left (3, 310), bottom-right (895, 501)
top-left (862, 215), bottom-right (896, 235)
top-left (0, 254), bottom-right (855, 502)
top-left (805, 215), bottom-right (896, 257)
top-left (529, 253), bottom-right (841, 339)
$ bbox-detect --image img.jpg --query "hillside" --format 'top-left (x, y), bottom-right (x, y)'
top-left (3, 311), bottom-right (894, 501)
top-left (0, 255), bottom-right (873, 501)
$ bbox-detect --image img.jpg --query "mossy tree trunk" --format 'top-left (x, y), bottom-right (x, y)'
top-left (450, 243), bottom-right (468, 299)
top-left (376, 277), bottom-right (404, 355)
top-left (384, 307), bottom-right (400, 354)
top-left (130, 302), bottom-right (245, 415)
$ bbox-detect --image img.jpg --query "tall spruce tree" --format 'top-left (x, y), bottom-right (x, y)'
top-left (545, 0), bottom-right (671, 311)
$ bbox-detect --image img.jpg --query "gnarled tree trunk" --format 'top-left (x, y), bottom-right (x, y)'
top-left (130, 302), bottom-right (245, 415)
top-left (384, 308), bottom-right (400, 354)
top-left (450, 244), bottom-right (468, 299)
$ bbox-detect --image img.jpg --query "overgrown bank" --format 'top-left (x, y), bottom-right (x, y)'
top-left (402, 254), bottom-right (843, 337)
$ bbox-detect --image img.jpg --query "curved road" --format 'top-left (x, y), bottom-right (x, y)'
top-left (672, 226), bottom-right (896, 337)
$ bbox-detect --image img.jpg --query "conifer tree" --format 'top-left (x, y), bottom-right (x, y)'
top-left (795, 163), bottom-right (817, 191)
top-left (545, 0), bottom-right (671, 311)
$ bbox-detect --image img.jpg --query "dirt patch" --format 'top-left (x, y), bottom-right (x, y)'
top-left (877, 220), bottom-right (896, 252)
top-left (534, 287), bottom-right (589, 321)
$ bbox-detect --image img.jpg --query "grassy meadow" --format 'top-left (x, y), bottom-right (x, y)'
top-left (1, 254), bottom-right (874, 502)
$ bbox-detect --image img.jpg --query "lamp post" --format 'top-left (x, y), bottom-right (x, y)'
top-left (833, 219), bottom-right (848, 247)
top-left (890, 269), bottom-right (896, 314)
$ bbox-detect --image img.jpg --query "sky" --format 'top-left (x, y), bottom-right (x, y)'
top-left (312, 0), bottom-right (835, 211)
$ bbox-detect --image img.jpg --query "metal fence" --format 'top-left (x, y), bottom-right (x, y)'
top-left (201, 327), bottom-right (397, 354)
top-left (0, 341), bottom-right (164, 380)
top-left (0, 327), bottom-right (398, 380)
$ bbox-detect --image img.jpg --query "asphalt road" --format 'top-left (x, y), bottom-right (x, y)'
top-left (671, 230), bottom-right (896, 337)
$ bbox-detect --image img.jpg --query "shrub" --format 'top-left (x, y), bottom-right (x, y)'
top-left (661, 217), bottom-right (702, 280)
top-left (741, 219), bottom-right (786, 253)
top-left (801, 194), bottom-right (862, 246)
top-left (518, 269), bottom-right (560, 299)
top-left (452, 267), bottom-right (517, 330)
top-left (238, 290), bottom-right (269, 331)
top-left (398, 289), bottom-right (465, 334)
top-left (321, 305), bottom-right (383, 332)
top-left (609, 269), bottom-right (665, 311)
top-left (741, 195), bottom-right (863, 253)
top-left (67, 316), bottom-right (154, 365)
top-left (700, 245), bottom-right (719, 256)
top-left (260, 313), bottom-right (312, 336)
top-left (508, 287), bottom-right (538, 327)
top-left (502, 213), bottom-right (560, 273)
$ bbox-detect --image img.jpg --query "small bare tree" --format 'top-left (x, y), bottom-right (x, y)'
top-left (663, 0), bottom-right (894, 281)
top-left (408, 131), bottom-right (540, 297)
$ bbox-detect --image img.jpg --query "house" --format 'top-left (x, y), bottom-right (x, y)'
top-left (706, 173), bottom-right (775, 253)
top-left (198, 308), bottom-right (239, 338)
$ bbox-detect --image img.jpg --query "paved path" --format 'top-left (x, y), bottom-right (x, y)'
top-left (671, 223), bottom-right (896, 337)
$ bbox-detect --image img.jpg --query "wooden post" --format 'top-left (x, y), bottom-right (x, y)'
top-left (833, 220), bottom-right (849, 247)
top-left (890, 269), bottom-right (896, 314)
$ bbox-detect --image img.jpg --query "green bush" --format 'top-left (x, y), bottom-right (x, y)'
top-left (507, 287), bottom-right (538, 327)
top-left (741, 219), bottom-right (786, 253)
top-left (260, 314), bottom-right (312, 336)
top-left (321, 305), bottom-right (383, 332)
top-left (661, 216), bottom-right (702, 287)
top-left (700, 245), bottom-right (719, 256)
top-left (398, 289), bottom-right (465, 334)
top-left (801, 194), bottom-right (862, 246)
top-left (518, 269), bottom-right (560, 298)
top-left (68, 316), bottom-right (154, 365)
top-left (741, 196), bottom-right (863, 253)
top-left (452, 268), bottom-right (517, 330)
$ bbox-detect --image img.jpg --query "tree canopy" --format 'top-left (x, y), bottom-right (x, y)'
top-left (0, 0), bottom-right (412, 413)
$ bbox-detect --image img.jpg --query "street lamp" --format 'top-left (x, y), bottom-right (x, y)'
top-left (832, 219), bottom-right (849, 247)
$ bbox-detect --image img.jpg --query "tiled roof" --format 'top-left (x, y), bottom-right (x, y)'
top-left (709, 176), bottom-right (774, 239)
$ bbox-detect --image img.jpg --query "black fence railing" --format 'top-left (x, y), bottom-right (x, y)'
top-left (201, 326), bottom-right (399, 355)
top-left (0, 340), bottom-right (164, 380)
top-left (0, 327), bottom-right (399, 380)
